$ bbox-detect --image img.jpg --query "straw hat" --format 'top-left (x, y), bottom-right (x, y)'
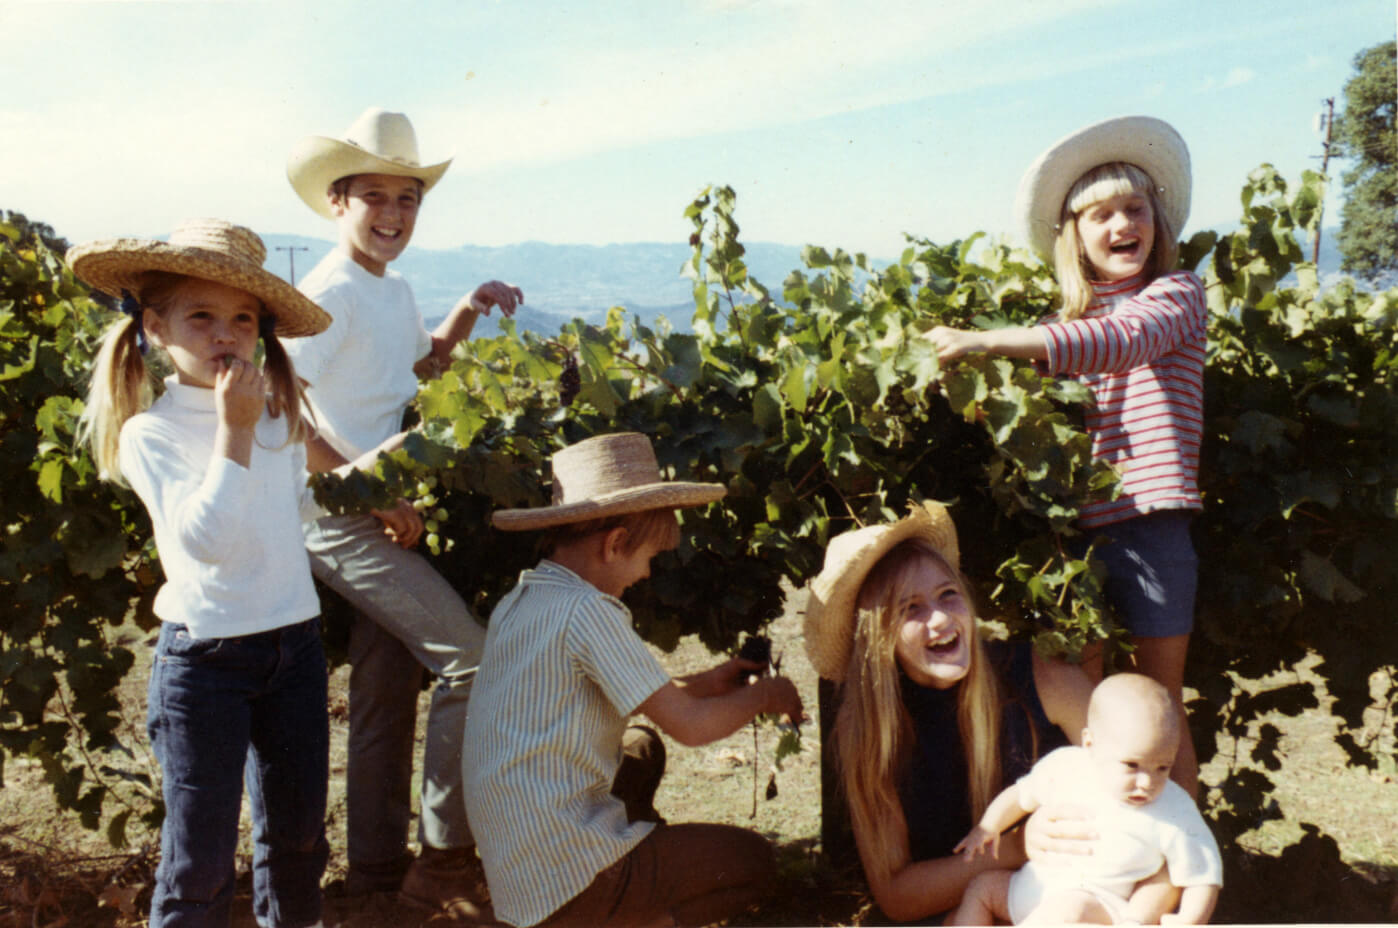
top-left (65, 219), bottom-right (331, 338)
top-left (802, 500), bottom-right (960, 682)
top-left (287, 107), bottom-right (452, 219)
top-left (492, 432), bottom-right (727, 531)
top-left (1015, 115), bottom-right (1191, 261)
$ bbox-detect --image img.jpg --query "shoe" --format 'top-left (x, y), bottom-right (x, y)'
top-left (399, 846), bottom-right (495, 924)
top-left (343, 855), bottom-right (412, 897)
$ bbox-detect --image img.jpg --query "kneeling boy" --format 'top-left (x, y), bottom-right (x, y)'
top-left (463, 432), bottom-right (803, 928)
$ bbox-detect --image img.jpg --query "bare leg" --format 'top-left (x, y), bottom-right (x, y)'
top-left (1124, 863), bottom-right (1182, 924)
top-left (1024, 889), bottom-right (1114, 924)
top-left (949, 870), bottom-right (1014, 926)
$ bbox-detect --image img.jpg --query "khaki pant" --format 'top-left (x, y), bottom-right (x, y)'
top-left (537, 727), bottom-right (776, 928)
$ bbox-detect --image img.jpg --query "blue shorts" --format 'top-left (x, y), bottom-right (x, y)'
top-left (1080, 510), bottom-right (1198, 639)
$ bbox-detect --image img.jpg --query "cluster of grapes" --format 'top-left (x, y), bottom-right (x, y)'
top-left (738, 634), bottom-right (772, 671)
top-left (559, 353), bottom-right (581, 407)
top-left (413, 475), bottom-right (449, 555)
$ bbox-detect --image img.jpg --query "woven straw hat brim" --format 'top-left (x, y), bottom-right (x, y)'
top-left (1014, 115), bottom-right (1191, 261)
top-left (65, 239), bottom-right (330, 338)
top-left (802, 501), bottom-right (960, 683)
top-left (287, 135), bottom-right (452, 220)
top-left (492, 482), bottom-right (726, 531)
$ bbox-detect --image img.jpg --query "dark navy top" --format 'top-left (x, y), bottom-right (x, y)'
top-left (897, 641), bottom-right (1066, 862)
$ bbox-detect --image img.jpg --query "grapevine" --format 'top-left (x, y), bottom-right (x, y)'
top-left (0, 163), bottom-right (1394, 914)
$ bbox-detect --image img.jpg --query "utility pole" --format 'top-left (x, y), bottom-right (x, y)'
top-left (276, 245), bottom-right (309, 285)
top-left (1311, 97), bottom-right (1335, 266)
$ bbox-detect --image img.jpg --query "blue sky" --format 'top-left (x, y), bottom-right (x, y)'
top-left (2, 0), bottom-right (1392, 260)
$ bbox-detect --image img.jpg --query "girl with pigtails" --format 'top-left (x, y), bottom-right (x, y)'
top-left (73, 218), bottom-right (360, 928)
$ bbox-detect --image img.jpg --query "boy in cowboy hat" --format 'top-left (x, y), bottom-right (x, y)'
top-left (283, 107), bottom-right (523, 916)
top-left (463, 432), bottom-right (805, 928)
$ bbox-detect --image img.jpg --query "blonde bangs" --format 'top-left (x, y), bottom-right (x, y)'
top-left (1063, 162), bottom-right (1155, 219)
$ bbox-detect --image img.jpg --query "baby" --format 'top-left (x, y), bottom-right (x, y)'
top-left (951, 673), bottom-right (1222, 925)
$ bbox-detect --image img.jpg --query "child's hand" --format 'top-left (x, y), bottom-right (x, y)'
top-left (466, 280), bottom-right (524, 318)
top-left (922, 326), bottom-right (980, 364)
top-left (954, 825), bottom-right (999, 858)
top-left (760, 675), bottom-right (805, 726)
top-left (215, 356), bottom-right (265, 431)
top-left (690, 656), bottom-right (764, 696)
top-left (371, 498), bottom-right (424, 549)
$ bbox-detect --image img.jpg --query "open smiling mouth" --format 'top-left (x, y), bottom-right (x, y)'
top-left (1109, 239), bottom-right (1140, 255)
top-left (925, 630), bottom-right (961, 656)
top-left (373, 227), bottom-right (402, 239)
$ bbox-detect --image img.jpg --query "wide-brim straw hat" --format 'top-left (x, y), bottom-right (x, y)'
top-left (492, 432), bottom-right (727, 531)
top-left (65, 219), bottom-right (330, 338)
top-left (1015, 115), bottom-right (1191, 261)
top-left (288, 107), bottom-right (452, 219)
top-left (802, 500), bottom-right (960, 682)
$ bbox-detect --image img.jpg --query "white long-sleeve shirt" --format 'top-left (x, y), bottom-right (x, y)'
top-left (118, 378), bottom-right (323, 638)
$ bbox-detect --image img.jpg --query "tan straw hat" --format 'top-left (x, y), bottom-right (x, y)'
top-left (287, 107), bottom-right (452, 219)
top-left (492, 432), bottom-right (727, 531)
top-left (802, 500), bottom-right (960, 682)
top-left (65, 219), bottom-right (331, 338)
top-left (1015, 115), bottom-right (1191, 261)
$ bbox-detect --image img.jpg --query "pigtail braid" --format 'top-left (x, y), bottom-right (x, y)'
top-left (259, 329), bottom-right (312, 444)
top-left (79, 315), bottom-right (154, 484)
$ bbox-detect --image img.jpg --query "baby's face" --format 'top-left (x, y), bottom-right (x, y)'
top-left (1085, 717), bottom-right (1177, 807)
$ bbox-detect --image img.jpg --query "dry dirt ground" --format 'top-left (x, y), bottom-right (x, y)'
top-left (3, 587), bottom-right (1397, 926)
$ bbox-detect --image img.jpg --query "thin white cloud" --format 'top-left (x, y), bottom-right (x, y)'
top-left (1222, 66), bottom-right (1257, 88)
top-left (434, 0), bottom-right (1117, 175)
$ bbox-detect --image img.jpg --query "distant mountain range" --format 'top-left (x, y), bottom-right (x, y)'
top-left (260, 228), bottom-right (1367, 338)
top-left (260, 235), bottom-right (807, 336)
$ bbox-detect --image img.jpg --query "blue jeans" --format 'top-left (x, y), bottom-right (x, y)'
top-left (147, 618), bottom-right (329, 928)
top-left (303, 513), bottom-right (483, 868)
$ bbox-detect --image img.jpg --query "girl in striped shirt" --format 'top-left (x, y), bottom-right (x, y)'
top-left (925, 116), bottom-right (1207, 797)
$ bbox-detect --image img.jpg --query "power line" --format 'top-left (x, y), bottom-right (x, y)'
top-left (276, 245), bottom-right (309, 285)
top-left (1310, 97), bottom-right (1335, 266)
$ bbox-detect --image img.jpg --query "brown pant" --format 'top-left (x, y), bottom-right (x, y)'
top-left (537, 727), bottom-right (776, 928)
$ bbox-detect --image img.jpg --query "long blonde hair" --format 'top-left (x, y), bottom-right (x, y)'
top-left (79, 271), bottom-right (311, 484)
top-left (1052, 161), bottom-right (1178, 320)
top-left (831, 538), bottom-right (1003, 887)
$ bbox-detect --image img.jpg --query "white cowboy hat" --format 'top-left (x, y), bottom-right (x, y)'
top-left (287, 107), bottom-right (453, 219)
top-left (1015, 115), bottom-right (1191, 261)
top-left (802, 500), bottom-right (961, 682)
top-left (492, 432), bottom-right (727, 531)
top-left (66, 218), bottom-right (331, 338)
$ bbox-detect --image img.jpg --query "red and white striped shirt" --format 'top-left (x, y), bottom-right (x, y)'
top-left (1040, 271), bottom-right (1207, 529)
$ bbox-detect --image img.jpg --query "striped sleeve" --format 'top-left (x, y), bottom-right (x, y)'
top-left (1042, 272), bottom-right (1207, 375)
top-left (568, 594), bottom-right (671, 715)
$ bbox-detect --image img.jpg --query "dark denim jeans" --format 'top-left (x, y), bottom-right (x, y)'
top-left (147, 618), bottom-right (329, 928)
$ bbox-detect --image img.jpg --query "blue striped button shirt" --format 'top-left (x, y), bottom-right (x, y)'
top-left (462, 560), bottom-right (672, 927)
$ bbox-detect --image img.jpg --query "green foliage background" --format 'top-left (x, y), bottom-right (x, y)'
top-left (2, 165), bottom-right (1395, 894)
top-left (1333, 39), bottom-right (1397, 280)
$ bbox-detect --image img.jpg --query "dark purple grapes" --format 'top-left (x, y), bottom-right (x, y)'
top-left (738, 634), bottom-right (771, 669)
top-left (559, 354), bottom-right (581, 406)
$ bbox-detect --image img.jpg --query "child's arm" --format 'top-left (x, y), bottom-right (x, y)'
top-left (417, 280), bottom-right (525, 378)
top-left (638, 660), bottom-right (803, 748)
top-left (673, 655), bottom-right (768, 698)
top-left (303, 431), bottom-right (423, 548)
top-left (923, 325), bottom-right (1050, 364)
top-left (955, 781), bottom-right (1038, 858)
top-left (1162, 884), bottom-right (1219, 925)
